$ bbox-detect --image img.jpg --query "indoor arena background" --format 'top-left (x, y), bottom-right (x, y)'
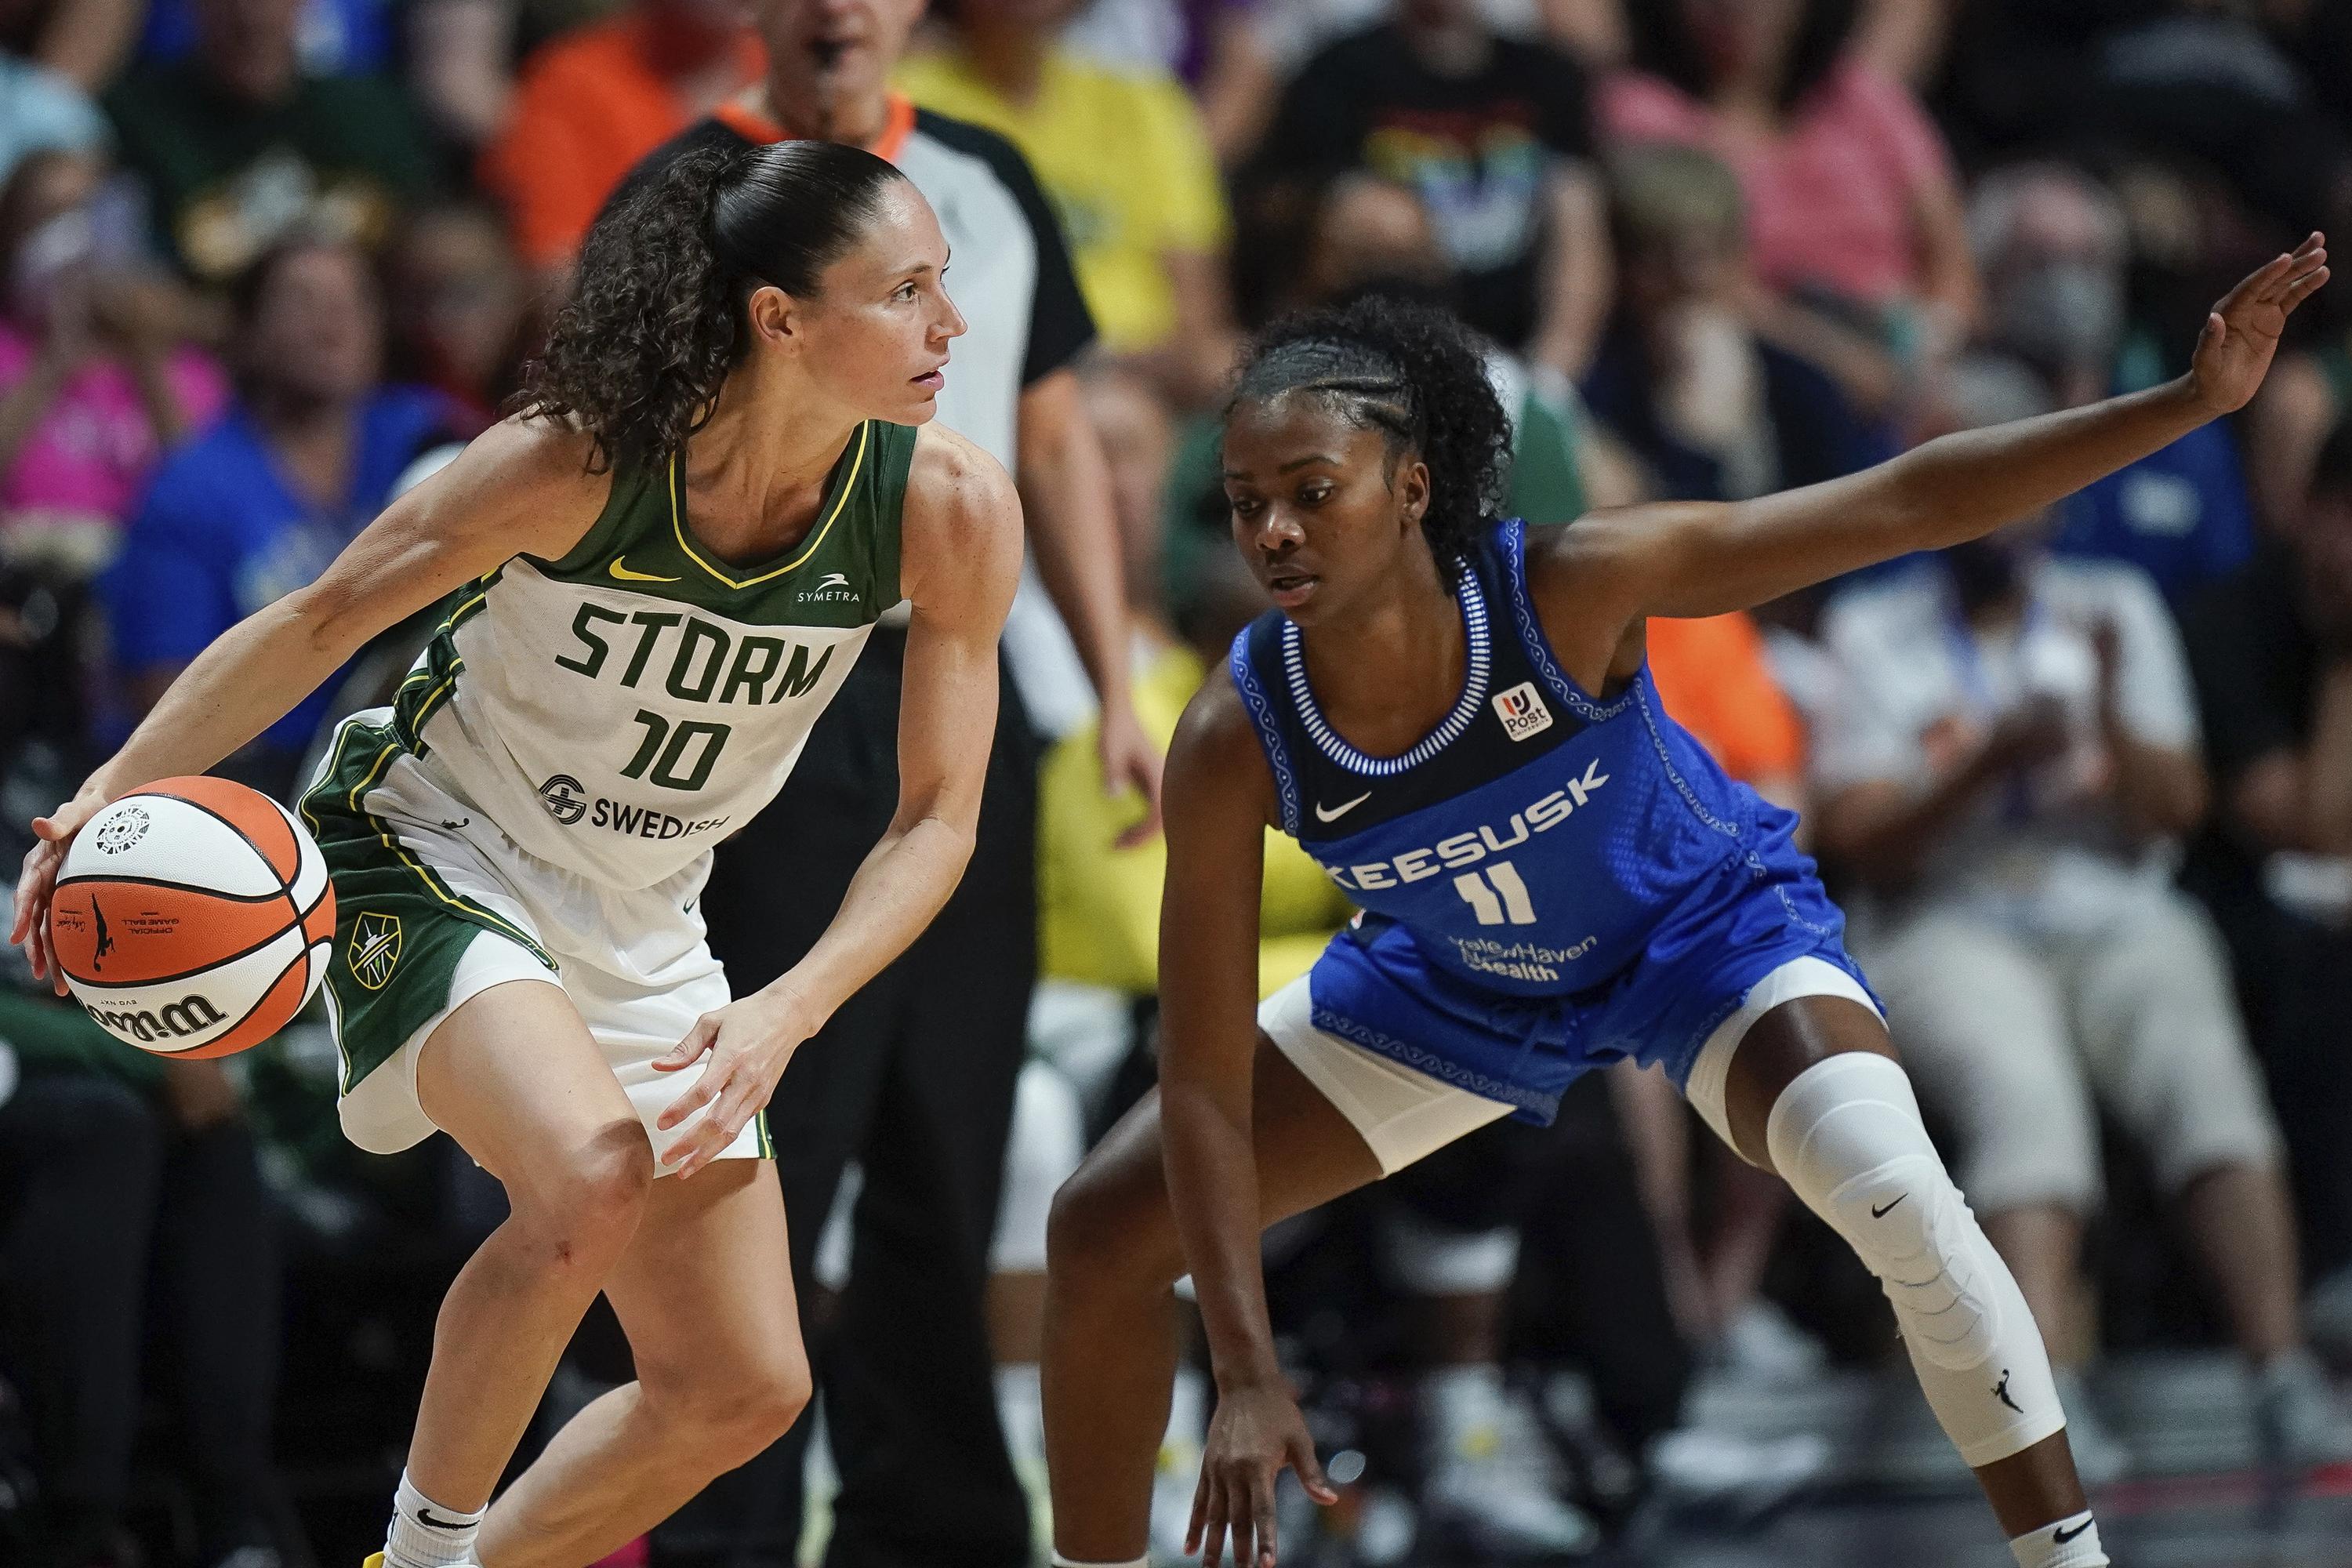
top-left (6, 1), bottom-right (2352, 1565)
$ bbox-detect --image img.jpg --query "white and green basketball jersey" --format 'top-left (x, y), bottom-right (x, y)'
top-left (385, 419), bottom-right (916, 890)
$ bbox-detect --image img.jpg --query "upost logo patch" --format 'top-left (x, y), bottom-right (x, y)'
top-left (1491, 681), bottom-right (1554, 742)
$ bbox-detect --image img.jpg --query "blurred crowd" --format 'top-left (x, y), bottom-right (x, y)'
top-left (8, 0), bottom-right (2352, 1564)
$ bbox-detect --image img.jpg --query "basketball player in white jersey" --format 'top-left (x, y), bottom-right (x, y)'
top-left (12, 140), bottom-right (1022, 1568)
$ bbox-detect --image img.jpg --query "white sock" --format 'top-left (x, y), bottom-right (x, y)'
top-left (384, 1470), bottom-right (485, 1568)
top-left (996, 1362), bottom-right (1044, 1473)
top-left (2009, 1511), bottom-right (2107, 1568)
top-left (1422, 1363), bottom-right (1511, 1459)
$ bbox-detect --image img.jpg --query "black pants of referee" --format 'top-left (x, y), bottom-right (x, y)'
top-left (656, 629), bottom-right (1036, 1568)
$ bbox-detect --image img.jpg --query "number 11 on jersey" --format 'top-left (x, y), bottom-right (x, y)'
top-left (1454, 861), bottom-right (1537, 926)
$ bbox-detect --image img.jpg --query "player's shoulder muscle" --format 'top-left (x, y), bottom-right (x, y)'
top-left (1167, 670), bottom-right (1279, 837)
top-left (398, 414), bottom-right (614, 563)
top-left (901, 422), bottom-right (1023, 619)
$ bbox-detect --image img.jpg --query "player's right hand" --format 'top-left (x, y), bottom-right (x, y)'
top-left (1188, 1381), bottom-right (1338, 1568)
top-left (11, 792), bottom-right (103, 994)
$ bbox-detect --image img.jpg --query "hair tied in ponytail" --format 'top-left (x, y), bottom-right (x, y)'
top-left (514, 138), bottom-right (908, 474)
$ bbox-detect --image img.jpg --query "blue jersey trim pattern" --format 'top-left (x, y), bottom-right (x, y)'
top-left (1499, 519), bottom-right (1637, 723)
top-left (1229, 627), bottom-right (1303, 837)
top-left (1636, 680), bottom-right (1743, 839)
top-left (1309, 1000), bottom-right (1557, 1117)
top-left (1279, 565), bottom-right (1494, 776)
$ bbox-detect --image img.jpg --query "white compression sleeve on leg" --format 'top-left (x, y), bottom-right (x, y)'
top-left (1766, 1052), bottom-right (2067, 1468)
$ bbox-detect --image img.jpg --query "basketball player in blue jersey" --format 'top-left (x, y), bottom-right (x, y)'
top-left (1039, 238), bottom-right (2330, 1568)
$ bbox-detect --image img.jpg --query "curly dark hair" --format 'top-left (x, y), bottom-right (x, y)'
top-left (1228, 293), bottom-right (1512, 567)
top-left (514, 138), bottom-right (908, 474)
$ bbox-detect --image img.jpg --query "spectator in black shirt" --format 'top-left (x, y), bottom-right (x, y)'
top-left (1246, 0), bottom-right (1610, 378)
top-left (2184, 418), bottom-right (2352, 1323)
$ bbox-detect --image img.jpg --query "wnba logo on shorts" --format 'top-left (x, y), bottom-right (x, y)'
top-left (1491, 681), bottom-right (1554, 742)
top-left (350, 911), bottom-right (403, 991)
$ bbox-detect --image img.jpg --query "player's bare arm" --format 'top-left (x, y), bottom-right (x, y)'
top-left (653, 423), bottom-right (1024, 1176)
top-left (9, 416), bottom-right (610, 986)
top-left (1527, 236), bottom-right (2328, 688)
top-left (1018, 365), bottom-right (1165, 838)
top-left (1155, 681), bottom-right (1338, 1566)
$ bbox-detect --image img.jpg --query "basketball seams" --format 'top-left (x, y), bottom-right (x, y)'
top-left (142, 785), bottom-right (301, 885)
top-left (156, 777), bottom-right (302, 880)
top-left (60, 779), bottom-right (334, 1057)
top-left (54, 873), bottom-right (288, 903)
top-left (179, 941), bottom-right (314, 1058)
top-left (148, 785), bottom-right (312, 938)
top-left (56, 913), bottom-right (317, 991)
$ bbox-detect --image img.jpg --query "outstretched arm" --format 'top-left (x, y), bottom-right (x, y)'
top-left (1567, 238), bottom-right (2328, 624)
top-left (9, 418), bottom-right (606, 985)
top-left (654, 426), bottom-right (1024, 1175)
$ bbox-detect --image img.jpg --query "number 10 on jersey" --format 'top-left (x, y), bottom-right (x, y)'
top-left (621, 709), bottom-right (731, 791)
top-left (1454, 861), bottom-right (1537, 926)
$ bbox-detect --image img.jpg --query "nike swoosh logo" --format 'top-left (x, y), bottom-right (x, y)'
top-left (1314, 792), bottom-right (1372, 823)
top-left (2053, 1521), bottom-right (2092, 1544)
top-left (416, 1506), bottom-right (474, 1530)
top-left (355, 931), bottom-right (398, 970)
top-left (1871, 1194), bottom-right (1907, 1218)
top-left (610, 556), bottom-right (681, 583)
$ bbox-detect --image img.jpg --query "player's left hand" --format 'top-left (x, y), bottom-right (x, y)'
top-left (1189, 1381), bottom-right (1338, 1567)
top-left (1099, 696), bottom-right (1165, 849)
top-left (650, 985), bottom-right (818, 1177)
top-left (2190, 232), bottom-right (2329, 415)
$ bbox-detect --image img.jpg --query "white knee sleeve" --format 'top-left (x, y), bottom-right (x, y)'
top-left (1767, 1053), bottom-right (2067, 1468)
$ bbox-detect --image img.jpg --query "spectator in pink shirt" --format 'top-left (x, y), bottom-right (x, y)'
top-left (1600, 0), bottom-right (1976, 420)
top-left (0, 150), bottom-right (226, 572)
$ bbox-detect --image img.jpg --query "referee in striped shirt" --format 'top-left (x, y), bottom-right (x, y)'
top-left (611, 0), bottom-right (1156, 1560)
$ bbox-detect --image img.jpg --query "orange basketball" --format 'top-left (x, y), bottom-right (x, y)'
top-left (49, 776), bottom-right (335, 1058)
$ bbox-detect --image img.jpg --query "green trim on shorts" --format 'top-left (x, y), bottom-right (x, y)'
top-left (301, 718), bottom-right (559, 1093)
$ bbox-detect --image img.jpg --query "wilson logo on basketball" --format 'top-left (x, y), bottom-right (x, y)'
top-left (86, 994), bottom-right (225, 1044)
top-left (53, 776), bottom-right (336, 1060)
top-left (1491, 681), bottom-right (1555, 742)
top-left (350, 912), bottom-right (403, 991)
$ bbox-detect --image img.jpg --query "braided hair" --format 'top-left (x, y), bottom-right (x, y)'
top-left (1228, 294), bottom-right (1512, 567)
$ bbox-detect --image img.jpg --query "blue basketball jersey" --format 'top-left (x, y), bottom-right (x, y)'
top-left (1232, 518), bottom-right (1866, 1120)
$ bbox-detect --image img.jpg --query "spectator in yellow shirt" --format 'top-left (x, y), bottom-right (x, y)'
top-left (991, 368), bottom-right (1350, 1554)
top-left (1037, 365), bottom-right (1352, 1004)
top-left (896, 0), bottom-right (1238, 403)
